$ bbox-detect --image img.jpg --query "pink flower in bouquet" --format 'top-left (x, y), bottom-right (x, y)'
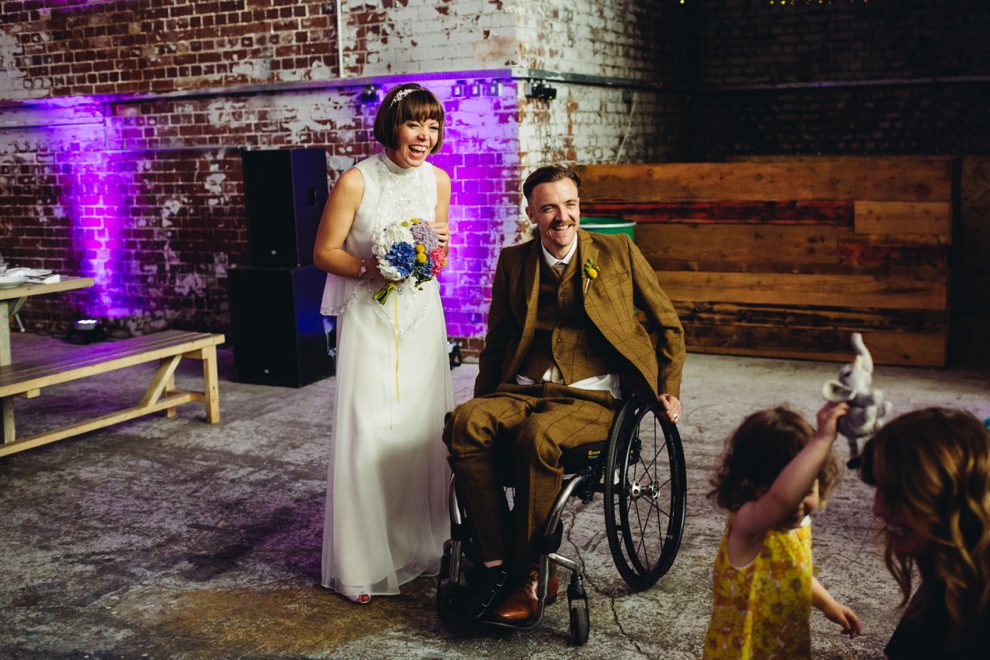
top-left (430, 247), bottom-right (445, 277)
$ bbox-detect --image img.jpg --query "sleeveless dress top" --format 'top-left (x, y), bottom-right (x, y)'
top-left (703, 515), bottom-right (814, 659)
top-left (319, 151), bottom-right (453, 599)
top-left (320, 150), bottom-right (440, 335)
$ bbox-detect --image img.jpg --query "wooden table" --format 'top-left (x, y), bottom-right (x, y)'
top-left (1, 276), bottom-right (95, 441)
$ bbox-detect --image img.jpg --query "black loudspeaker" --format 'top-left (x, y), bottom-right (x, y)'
top-left (227, 265), bottom-right (335, 387)
top-left (242, 148), bottom-right (329, 267)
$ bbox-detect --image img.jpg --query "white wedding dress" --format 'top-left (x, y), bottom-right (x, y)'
top-left (319, 152), bottom-right (453, 598)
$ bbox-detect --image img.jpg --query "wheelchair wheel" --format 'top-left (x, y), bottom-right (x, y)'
top-left (569, 600), bottom-right (589, 645)
top-left (603, 399), bottom-right (687, 591)
top-left (567, 573), bottom-right (590, 645)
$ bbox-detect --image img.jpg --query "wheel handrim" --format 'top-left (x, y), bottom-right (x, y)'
top-left (619, 421), bottom-right (678, 577)
top-left (604, 400), bottom-right (686, 589)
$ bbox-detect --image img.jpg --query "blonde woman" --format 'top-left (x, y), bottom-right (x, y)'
top-left (861, 408), bottom-right (990, 658)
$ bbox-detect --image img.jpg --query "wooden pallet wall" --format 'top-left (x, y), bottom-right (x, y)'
top-left (575, 158), bottom-right (954, 366)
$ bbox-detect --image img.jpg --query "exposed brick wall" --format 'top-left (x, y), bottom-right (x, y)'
top-left (696, 0), bottom-right (988, 86)
top-left (691, 0), bottom-right (990, 158)
top-left (695, 82), bottom-right (990, 158)
top-left (0, 0), bottom-right (339, 100)
top-left (0, 87), bottom-right (370, 337)
top-left (519, 87), bottom-right (686, 170)
top-left (0, 142), bottom-right (249, 336)
top-left (0, 0), bottom-right (688, 92)
top-left (428, 81), bottom-right (520, 342)
top-left (105, 89), bottom-right (375, 165)
top-left (339, 0), bottom-right (692, 81)
top-left (515, 0), bottom-right (692, 83)
top-left (1, 101), bottom-right (98, 333)
top-left (83, 147), bottom-right (245, 334)
top-left (340, 0), bottom-right (516, 76)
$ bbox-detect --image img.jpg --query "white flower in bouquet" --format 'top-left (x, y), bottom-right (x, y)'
top-left (372, 223), bottom-right (415, 282)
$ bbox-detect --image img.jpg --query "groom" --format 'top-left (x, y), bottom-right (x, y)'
top-left (442, 164), bottom-right (686, 622)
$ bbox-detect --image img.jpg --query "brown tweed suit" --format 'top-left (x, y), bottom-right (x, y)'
top-left (443, 229), bottom-right (685, 563)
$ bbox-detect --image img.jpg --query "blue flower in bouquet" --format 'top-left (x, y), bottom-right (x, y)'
top-left (384, 242), bottom-right (415, 278)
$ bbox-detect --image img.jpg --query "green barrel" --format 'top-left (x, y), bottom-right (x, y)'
top-left (581, 216), bottom-right (635, 240)
top-left (581, 216), bottom-right (639, 315)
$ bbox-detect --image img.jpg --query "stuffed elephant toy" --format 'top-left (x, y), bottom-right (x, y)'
top-left (822, 333), bottom-right (893, 466)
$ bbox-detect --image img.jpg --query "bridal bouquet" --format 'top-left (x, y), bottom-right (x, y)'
top-left (371, 217), bottom-right (446, 304)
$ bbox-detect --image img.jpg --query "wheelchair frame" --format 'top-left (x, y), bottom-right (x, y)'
top-left (436, 397), bottom-right (687, 645)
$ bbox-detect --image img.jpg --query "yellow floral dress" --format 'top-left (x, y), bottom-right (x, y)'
top-left (702, 514), bottom-right (814, 659)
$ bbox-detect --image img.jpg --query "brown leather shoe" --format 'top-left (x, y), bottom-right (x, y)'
top-left (493, 566), bottom-right (559, 622)
top-left (455, 564), bottom-right (511, 619)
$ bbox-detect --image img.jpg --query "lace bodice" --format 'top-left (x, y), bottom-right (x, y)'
top-left (320, 152), bottom-right (440, 334)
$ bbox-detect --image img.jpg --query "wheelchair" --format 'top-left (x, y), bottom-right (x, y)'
top-left (436, 397), bottom-right (687, 645)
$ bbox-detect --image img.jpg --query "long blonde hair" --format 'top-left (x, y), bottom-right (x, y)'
top-left (861, 407), bottom-right (990, 647)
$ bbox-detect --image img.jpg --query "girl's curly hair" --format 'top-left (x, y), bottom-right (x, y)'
top-left (709, 406), bottom-right (840, 512)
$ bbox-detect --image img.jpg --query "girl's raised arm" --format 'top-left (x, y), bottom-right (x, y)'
top-left (727, 402), bottom-right (848, 566)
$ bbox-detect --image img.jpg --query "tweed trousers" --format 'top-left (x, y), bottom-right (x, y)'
top-left (442, 382), bottom-right (618, 565)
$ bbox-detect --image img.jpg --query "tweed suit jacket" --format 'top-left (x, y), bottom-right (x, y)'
top-left (475, 229), bottom-right (685, 401)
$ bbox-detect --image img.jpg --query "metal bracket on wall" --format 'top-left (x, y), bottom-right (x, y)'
top-left (525, 81), bottom-right (557, 101)
top-left (360, 85), bottom-right (379, 103)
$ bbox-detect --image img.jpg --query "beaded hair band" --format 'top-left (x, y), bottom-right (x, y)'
top-left (390, 87), bottom-right (416, 107)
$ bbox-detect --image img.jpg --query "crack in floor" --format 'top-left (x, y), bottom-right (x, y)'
top-left (562, 508), bottom-right (649, 658)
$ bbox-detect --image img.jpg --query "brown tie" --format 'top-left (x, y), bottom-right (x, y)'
top-left (553, 261), bottom-right (566, 278)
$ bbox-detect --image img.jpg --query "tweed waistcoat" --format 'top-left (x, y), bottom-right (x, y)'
top-left (519, 255), bottom-right (618, 384)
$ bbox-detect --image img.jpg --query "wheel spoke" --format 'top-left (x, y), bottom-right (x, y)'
top-left (627, 406), bottom-right (679, 573)
top-left (605, 399), bottom-right (686, 590)
top-left (631, 491), bottom-right (656, 570)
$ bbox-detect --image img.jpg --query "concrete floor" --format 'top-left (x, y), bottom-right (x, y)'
top-left (2, 332), bottom-right (989, 659)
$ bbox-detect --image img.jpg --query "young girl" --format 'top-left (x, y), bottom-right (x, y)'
top-left (703, 403), bottom-right (861, 659)
top-left (861, 407), bottom-right (990, 659)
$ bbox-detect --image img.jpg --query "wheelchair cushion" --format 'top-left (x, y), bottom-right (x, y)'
top-left (493, 440), bottom-right (608, 486)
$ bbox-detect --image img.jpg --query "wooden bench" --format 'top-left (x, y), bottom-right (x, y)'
top-left (0, 330), bottom-right (225, 458)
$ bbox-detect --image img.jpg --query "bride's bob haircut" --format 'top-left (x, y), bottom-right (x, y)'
top-left (374, 83), bottom-right (446, 155)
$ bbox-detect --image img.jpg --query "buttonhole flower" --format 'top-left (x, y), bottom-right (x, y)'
top-left (583, 257), bottom-right (600, 293)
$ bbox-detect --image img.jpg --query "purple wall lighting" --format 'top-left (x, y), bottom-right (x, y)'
top-left (0, 97), bottom-right (132, 320)
top-left (428, 77), bottom-right (522, 340)
top-left (31, 0), bottom-right (124, 9)
top-left (2, 97), bottom-right (174, 324)
top-left (37, 99), bottom-right (135, 319)
top-left (66, 150), bottom-right (130, 318)
top-left (4, 75), bottom-right (524, 342)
